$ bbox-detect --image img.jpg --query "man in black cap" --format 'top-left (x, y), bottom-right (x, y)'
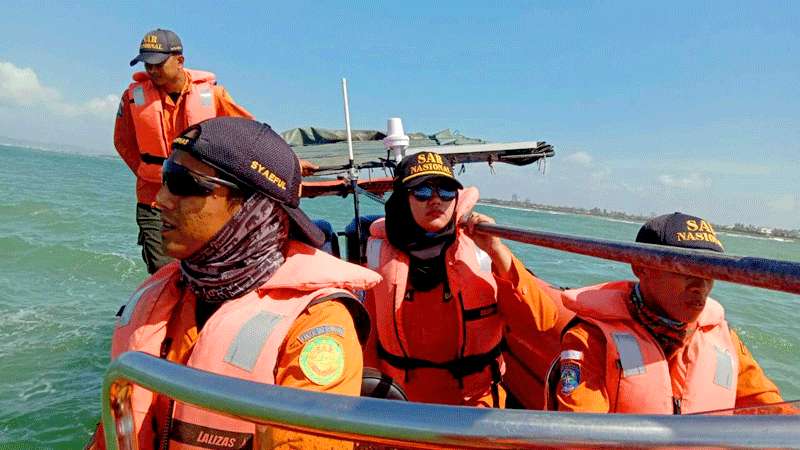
top-left (550, 212), bottom-right (789, 414)
top-left (89, 117), bottom-right (380, 449)
top-left (115, 28), bottom-right (255, 274)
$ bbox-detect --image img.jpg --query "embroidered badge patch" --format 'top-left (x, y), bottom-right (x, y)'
top-left (559, 362), bottom-right (581, 395)
top-left (299, 335), bottom-right (345, 386)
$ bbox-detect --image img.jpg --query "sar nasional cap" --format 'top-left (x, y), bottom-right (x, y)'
top-left (636, 212), bottom-right (725, 253)
top-left (129, 29), bottom-right (183, 66)
top-left (171, 117), bottom-right (325, 248)
top-left (394, 151), bottom-right (463, 190)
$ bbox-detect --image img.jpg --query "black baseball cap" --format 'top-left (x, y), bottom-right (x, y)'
top-left (130, 29), bottom-right (183, 66)
top-left (394, 151), bottom-right (463, 190)
top-left (171, 117), bottom-right (325, 248)
top-left (636, 212), bottom-right (725, 253)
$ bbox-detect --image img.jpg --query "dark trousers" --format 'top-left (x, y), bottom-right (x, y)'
top-left (136, 203), bottom-right (173, 274)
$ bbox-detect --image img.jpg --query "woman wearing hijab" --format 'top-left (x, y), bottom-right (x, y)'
top-left (88, 117), bottom-right (380, 450)
top-left (363, 151), bottom-right (559, 407)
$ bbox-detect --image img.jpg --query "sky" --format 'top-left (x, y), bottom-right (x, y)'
top-left (1, 1), bottom-right (798, 229)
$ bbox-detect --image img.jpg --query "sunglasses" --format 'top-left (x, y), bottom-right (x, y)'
top-left (409, 184), bottom-right (457, 202)
top-left (161, 159), bottom-right (241, 197)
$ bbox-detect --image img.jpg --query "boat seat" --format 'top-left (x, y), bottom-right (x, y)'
top-left (361, 367), bottom-right (407, 401)
top-left (344, 215), bottom-right (384, 264)
top-left (312, 219), bottom-right (340, 258)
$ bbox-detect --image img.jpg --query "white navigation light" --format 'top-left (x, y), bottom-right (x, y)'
top-left (383, 117), bottom-right (410, 162)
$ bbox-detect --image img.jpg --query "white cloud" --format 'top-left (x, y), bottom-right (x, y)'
top-left (658, 173), bottom-right (712, 190)
top-left (0, 61), bottom-right (117, 117)
top-left (564, 151), bottom-right (593, 166)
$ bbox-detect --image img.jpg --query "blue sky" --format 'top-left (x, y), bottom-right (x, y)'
top-left (1, 1), bottom-right (798, 228)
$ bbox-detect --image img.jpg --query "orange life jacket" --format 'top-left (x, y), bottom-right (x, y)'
top-left (365, 187), bottom-right (505, 404)
top-left (560, 280), bottom-right (738, 414)
top-left (110, 241), bottom-right (381, 449)
top-left (126, 69), bottom-right (217, 183)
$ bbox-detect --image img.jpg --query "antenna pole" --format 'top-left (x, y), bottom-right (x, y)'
top-left (342, 78), bottom-right (364, 263)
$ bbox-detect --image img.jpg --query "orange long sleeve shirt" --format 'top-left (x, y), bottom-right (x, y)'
top-left (556, 321), bottom-right (788, 414)
top-left (364, 254), bottom-right (559, 407)
top-left (114, 69), bottom-right (254, 205)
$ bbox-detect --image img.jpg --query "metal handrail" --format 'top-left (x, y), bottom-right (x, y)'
top-left (473, 222), bottom-right (800, 295)
top-left (103, 351), bottom-right (800, 449)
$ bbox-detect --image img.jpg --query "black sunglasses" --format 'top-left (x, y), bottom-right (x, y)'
top-left (161, 159), bottom-right (241, 197)
top-left (409, 184), bottom-right (458, 202)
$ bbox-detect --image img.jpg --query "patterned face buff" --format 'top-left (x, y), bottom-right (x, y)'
top-left (181, 192), bottom-right (288, 302)
top-left (627, 284), bottom-right (694, 356)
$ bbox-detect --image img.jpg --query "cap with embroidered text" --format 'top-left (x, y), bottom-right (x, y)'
top-left (129, 29), bottom-right (183, 67)
top-left (394, 151), bottom-right (463, 190)
top-left (636, 212), bottom-right (724, 253)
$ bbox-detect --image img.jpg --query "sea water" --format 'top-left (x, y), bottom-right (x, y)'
top-left (1, 145), bottom-right (798, 448)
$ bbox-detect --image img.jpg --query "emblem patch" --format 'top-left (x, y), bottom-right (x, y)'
top-left (560, 361), bottom-right (581, 395)
top-left (299, 335), bottom-right (345, 386)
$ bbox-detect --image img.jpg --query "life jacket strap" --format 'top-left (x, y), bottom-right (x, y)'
top-left (377, 339), bottom-right (504, 380)
top-left (141, 153), bottom-right (167, 165)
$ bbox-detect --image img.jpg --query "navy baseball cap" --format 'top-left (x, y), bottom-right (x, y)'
top-left (130, 29), bottom-right (183, 66)
top-left (394, 151), bottom-right (463, 190)
top-left (171, 117), bottom-right (325, 248)
top-left (636, 212), bottom-right (725, 253)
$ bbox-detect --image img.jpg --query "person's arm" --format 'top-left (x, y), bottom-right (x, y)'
top-left (362, 290), bottom-right (380, 368)
top-left (113, 91), bottom-right (142, 174)
top-left (213, 85), bottom-right (254, 119)
top-left (463, 212), bottom-right (558, 331)
top-left (731, 329), bottom-right (787, 410)
top-left (268, 300), bottom-right (362, 449)
top-left (556, 322), bottom-right (611, 413)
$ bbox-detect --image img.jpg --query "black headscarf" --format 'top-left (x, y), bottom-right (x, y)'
top-left (384, 189), bottom-right (456, 291)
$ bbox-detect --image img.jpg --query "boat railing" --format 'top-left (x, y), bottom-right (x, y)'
top-left (103, 351), bottom-right (800, 450)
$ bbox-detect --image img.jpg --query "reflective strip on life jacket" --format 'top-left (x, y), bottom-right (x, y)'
top-left (198, 85), bottom-right (213, 107)
top-left (132, 86), bottom-right (146, 105)
top-left (223, 310), bottom-right (285, 372)
top-left (611, 332), bottom-right (646, 377)
top-left (714, 346), bottom-right (734, 389)
top-left (366, 238), bottom-right (382, 271)
top-left (475, 247), bottom-right (492, 273)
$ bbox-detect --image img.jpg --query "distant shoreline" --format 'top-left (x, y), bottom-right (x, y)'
top-left (479, 198), bottom-right (798, 241)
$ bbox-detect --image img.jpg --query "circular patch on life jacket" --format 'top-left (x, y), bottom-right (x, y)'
top-left (299, 335), bottom-right (345, 386)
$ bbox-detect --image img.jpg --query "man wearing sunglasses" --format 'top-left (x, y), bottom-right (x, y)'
top-left (362, 151), bottom-right (560, 407)
top-left (115, 29), bottom-right (256, 275)
top-left (88, 117), bottom-right (380, 449)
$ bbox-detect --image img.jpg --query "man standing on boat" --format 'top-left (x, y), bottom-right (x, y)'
top-left (88, 118), bottom-right (379, 449)
top-left (115, 29), bottom-right (255, 274)
top-left (551, 212), bottom-right (790, 414)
